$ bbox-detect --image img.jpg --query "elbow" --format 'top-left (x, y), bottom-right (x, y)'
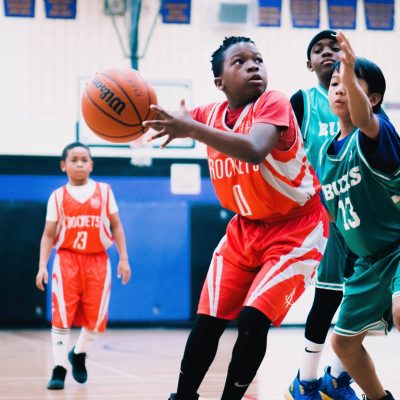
top-left (350, 111), bottom-right (374, 131)
top-left (244, 148), bottom-right (268, 164)
top-left (244, 154), bottom-right (265, 164)
top-left (249, 155), bottom-right (265, 164)
top-left (43, 233), bottom-right (55, 242)
top-left (351, 117), bottom-right (369, 129)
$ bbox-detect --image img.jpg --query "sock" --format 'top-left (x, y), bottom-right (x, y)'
top-left (51, 326), bottom-right (70, 367)
top-left (329, 354), bottom-right (346, 378)
top-left (299, 339), bottom-right (324, 381)
top-left (74, 327), bottom-right (98, 354)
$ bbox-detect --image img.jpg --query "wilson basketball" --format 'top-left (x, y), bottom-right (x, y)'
top-left (81, 67), bottom-right (158, 143)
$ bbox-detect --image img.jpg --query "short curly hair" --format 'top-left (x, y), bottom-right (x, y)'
top-left (211, 36), bottom-right (255, 78)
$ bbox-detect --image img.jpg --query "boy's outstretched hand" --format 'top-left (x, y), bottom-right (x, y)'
top-left (143, 99), bottom-right (195, 148)
top-left (117, 260), bottom-right (131, 285)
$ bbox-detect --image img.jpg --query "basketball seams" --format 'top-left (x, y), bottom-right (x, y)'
top-left (102, 71), bottom-right (147, 125)
top-left (142, 80), bottom-right (157, 121)
top-left (85, 114), bottom-right (143, 141)
top-left (95, 130), bottom-right (142, 143)
top-left (130, 72), bottom-right (156, 122)
top-left (84, 90), bottom-right (143, 128)
top-left (83, 92), bottom-right (143, 139)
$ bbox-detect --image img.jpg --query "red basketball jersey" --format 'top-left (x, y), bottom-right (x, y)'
top-left (53, 182), bottom-right (113, 254)
top-left (191, 90), bottom-right (321, 221)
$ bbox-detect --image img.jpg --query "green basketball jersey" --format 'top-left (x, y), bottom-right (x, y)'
top-left (318, 129), bottom-right (400, 257)
top-left (301, 85), bottom-right (339, 168)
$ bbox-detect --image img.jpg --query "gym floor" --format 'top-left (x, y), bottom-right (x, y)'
top-left (0, 327), bottom-right (398, 400)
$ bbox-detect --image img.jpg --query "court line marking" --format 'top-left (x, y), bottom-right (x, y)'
top-left (0, 331), bottom-right (47, 346)
top-left (87, 359), bottom-right (145, 382)
top-left (0, 332), bottom-right (144, 383)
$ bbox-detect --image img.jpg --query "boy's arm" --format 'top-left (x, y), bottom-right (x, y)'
top-left (359, 115), bottom-right (400, 173)
top-left (290, 90), bottom-right (304, 128)
top-left (337, 31), bottom-right (380, 139)
top-left (36, 221), bottom-right (57, 291)
top-left (110, 212), bottom-right (131, 285)
top-left (144, 100), bottom-right (282, 164)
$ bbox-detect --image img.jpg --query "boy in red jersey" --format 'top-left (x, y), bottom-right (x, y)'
top-left (143, 36), bottom-right (329, 400)
top-left (36, 142), bottom-right (131, 390)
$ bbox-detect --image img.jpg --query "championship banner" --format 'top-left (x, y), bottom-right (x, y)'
top-left (327, 0), bottom-right (357, 29)
top-left (44, 0), bottom-right (76, 19)
top-left (160, 0), bottom-right (191, 24)
top-left (4, 0), bottom-right (35, 17)
top-left (364, 0), bottom-right (394, 30)
top-left (290, 0), bottom-right (320, 28)
top-left (258, 0), bottom-right (282, 27)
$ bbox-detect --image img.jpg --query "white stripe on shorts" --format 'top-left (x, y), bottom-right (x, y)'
top-left (246, 221), bottom-right (327, 306)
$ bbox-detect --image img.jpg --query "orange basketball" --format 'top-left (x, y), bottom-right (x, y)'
top-left (81, 67), bottom-right (157, 143)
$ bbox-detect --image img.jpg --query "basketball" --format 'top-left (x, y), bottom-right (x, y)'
top-left (81, 67), bottom-right (158, 143)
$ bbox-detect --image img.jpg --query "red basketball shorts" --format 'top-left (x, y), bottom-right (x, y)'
top-left (51, 249), bottom-right (111, 332)
top-left (198, 203), bottom-right (329, 326)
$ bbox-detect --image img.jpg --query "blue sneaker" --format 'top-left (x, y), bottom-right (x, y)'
top-left (320, 366), bottom-right (359, 400)
top-left (285, 371), bottom-right (323, 400)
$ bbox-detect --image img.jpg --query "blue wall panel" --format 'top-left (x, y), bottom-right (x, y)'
top-left (108, 202), bottom-right (191, 321)
top-left (0, 175), bottom-right (217, 204)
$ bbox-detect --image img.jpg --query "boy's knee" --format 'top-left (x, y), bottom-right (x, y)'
top-left (392, 296), bottom-right (400, 331)
top-left (331, 333), bottom-right (343, 356)
top-left (237, 307), bottom-right (271, 337)
top-left (331, 332), bottom-right (364, 359)
top-left (331, 333), bottom-right (352, 359)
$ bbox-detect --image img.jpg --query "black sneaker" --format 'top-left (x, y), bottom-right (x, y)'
top-left (47, 365), bottom-right (67, 390)
top-left (362, 391), bottom-right (395, 400)
top-left (68, 347), bottom-right (87, 383)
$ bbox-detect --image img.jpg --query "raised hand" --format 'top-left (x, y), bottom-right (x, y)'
top-left (336, 31), bottom-right (357, 90)
top-left (143, 99), bottom-right (194, 148)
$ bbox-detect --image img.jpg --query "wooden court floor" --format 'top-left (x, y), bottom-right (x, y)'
top-left (0, 327), bottom-right (398, 400)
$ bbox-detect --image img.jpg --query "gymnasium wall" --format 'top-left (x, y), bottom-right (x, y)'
top-left (1, 0), bottom-right (399, 156)
top-left (0, 0), bottom-right (398, 326)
